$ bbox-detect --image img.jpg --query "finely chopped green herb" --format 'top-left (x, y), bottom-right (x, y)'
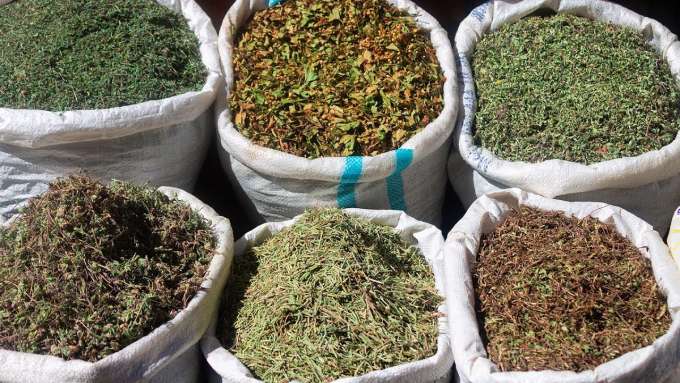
top-left (230, 0), bottom-right (444, 158)
top-left (472, 14), bottom-right (680, 164)
top-left (0, 0), bottom-right (205, 111)
top-left (475, 207), bottom-right (671, 371)
top-left (0, 175), bottom-right (215, 362)
top-left (219, 209), bottom-right (440, 382)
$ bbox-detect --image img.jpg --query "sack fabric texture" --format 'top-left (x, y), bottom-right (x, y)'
top-left (0, 0), bottom-right (222, 223)
top-left (667, 206), bottom-right (680, 266)
top-left (449, 0), bottom-right (680, 231)
top-left (0, 187), bottom-right (234, 383)
top-left (201, 208), bottom-right (454, 383)
top-left (216, 0), bottom-right (458, 227)
top-left (444, 188), bottom-right (680, 383)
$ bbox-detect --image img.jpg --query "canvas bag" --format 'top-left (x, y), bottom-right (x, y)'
top-left (216, 0), bottom-right (458, 227)
top-left (0, 0), bottom-right (222, 223)
top-left (0, 187), bottom-right (234, 383)
top-left (444, 188), bottom-right (680, 383)
top-left (449, 0), bottom-right (680, 231)
top-left (201, 208), bottom-right (454, 383)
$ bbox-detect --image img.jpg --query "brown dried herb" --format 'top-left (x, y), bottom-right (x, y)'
top-left (474, 207), bottom-right (671, 371)
top-left (230, 0), bottom-right (444, 158)
top-left (0, 175), bottom-right (215, 362)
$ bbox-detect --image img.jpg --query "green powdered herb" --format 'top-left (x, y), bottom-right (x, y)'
top-left (475, 207), bottom-right (671, 371)
top-left (219, 209), bottom-right (440, 382)
top-left (0, 175), bottom-right (215, 362)
top-left (0, 0), bottom-right (205, 111)
top-left (472, 14), bottom-right (680, 164)
top-left (230, 0), bottom-right (444, 158)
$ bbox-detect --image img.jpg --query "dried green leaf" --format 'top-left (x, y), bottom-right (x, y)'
top-left (0, 0), bottom-right (205, 111)
top-left (219, 209), bottom-right (440, 383)
top-left (472, 14), bottom-right (680, 164)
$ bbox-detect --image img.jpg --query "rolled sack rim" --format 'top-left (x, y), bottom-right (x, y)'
top-left (445, 188), bottom-right (680, 382)
top-left (0, 186), bottom-right (234, 382)
top-left (201, 207), bottom-right (454, 383)
top-left (455, 0), bottom-right (680, 197)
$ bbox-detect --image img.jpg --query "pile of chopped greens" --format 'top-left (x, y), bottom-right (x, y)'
top-left (230, 0), bottom-right (444, 158)
top-left (472, 14), bottom-right (680, 164)
top-left (474, 206), bottom-right (671, 371)
top-left (219, 209), bottom-right (440, 382)
top-left (0, 175), bottom-right (215, 362)
top-left (0, 0), bottom-right (205, 111)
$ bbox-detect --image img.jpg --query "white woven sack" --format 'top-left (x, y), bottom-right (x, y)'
top-left (444, 188), bottom-right (680, 383)
top-left (0, 187), bottom-right (234, 383)
top-left (449, 0), bottom-right (680, 231)
top-left (0, 0), bottom-right (222, 223)
top-left (216, 0), bottom-right (458, 227)
top-left (201, 208), bottom-right (454, 383)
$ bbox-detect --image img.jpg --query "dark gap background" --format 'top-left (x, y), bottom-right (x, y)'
top-left (195, 0), bottom-right (680, 37)
top-left (191, 0), bottom-right (680, 237)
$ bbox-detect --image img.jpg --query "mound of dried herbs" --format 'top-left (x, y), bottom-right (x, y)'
top-left (230, 0), bottom-right (444, 158)
top-left (473, 14), bottom-right (680, 164)
top-left (474, 207), bottom-right (671, 371)
top-left (0, 0), bottom-right (205, 111)
top-left (219, 209), bottom-right (440, 382)
top-left (0, 175), bottom-right (215, 362)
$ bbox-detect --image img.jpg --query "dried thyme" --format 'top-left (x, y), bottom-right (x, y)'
top-left (474, 207), bottom-right (671, 371)
top-left (0, 0), bottom-right (205, 111)
top-left (472, 14), bottom-right (680, 164)
top-left (0, 175), bottom-right (215, 362)
top-left (219, 209), bottom-right (441, 382)
top-left (230, 0), bottom-right (444, 158)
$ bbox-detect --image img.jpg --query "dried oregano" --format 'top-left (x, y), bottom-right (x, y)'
top-left (0, 175), bottom-right (215, 362)
top-left (219, 209), bottom-right (441, 382)
top-left (473, 14), bottom-right (680, 164)
top-left (0, 0), bottom-right (205, 111)
top-left (230, 0), bottom-right (444, 158)
top-left (475, 207), bottom-right (671, 371)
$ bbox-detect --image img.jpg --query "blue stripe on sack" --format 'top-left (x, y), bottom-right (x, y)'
top-left (386, 149), bottom-right (414, 211)
top-left (337, 156), bottom-right (363, 208)
top-left (268, 0), bottom-right (282, 7)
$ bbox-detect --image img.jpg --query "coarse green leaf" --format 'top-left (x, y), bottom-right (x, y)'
top-left (230, 0), bottom-right (444, 158)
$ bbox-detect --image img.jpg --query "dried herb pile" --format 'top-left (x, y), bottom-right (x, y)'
top-left (0, 0), bottom-right (205, 111)
top-left (230, 0), bottom-right (444, 158)
top-left (219, 209), bottom-right (440, 382)
top-left (473, 14), bottom-right (680, 164)
top-left (474, 207), bottom-right (671, 371)
top-left (0, 175), bottom-right (215, 362)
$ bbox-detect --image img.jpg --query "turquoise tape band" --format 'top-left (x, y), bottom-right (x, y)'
top-left (268, 0), bottom-right (282, 7)
top-left (386, 148), bottom-right (414, 211)
top-left (337, 156), bottom-right (363, 208)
